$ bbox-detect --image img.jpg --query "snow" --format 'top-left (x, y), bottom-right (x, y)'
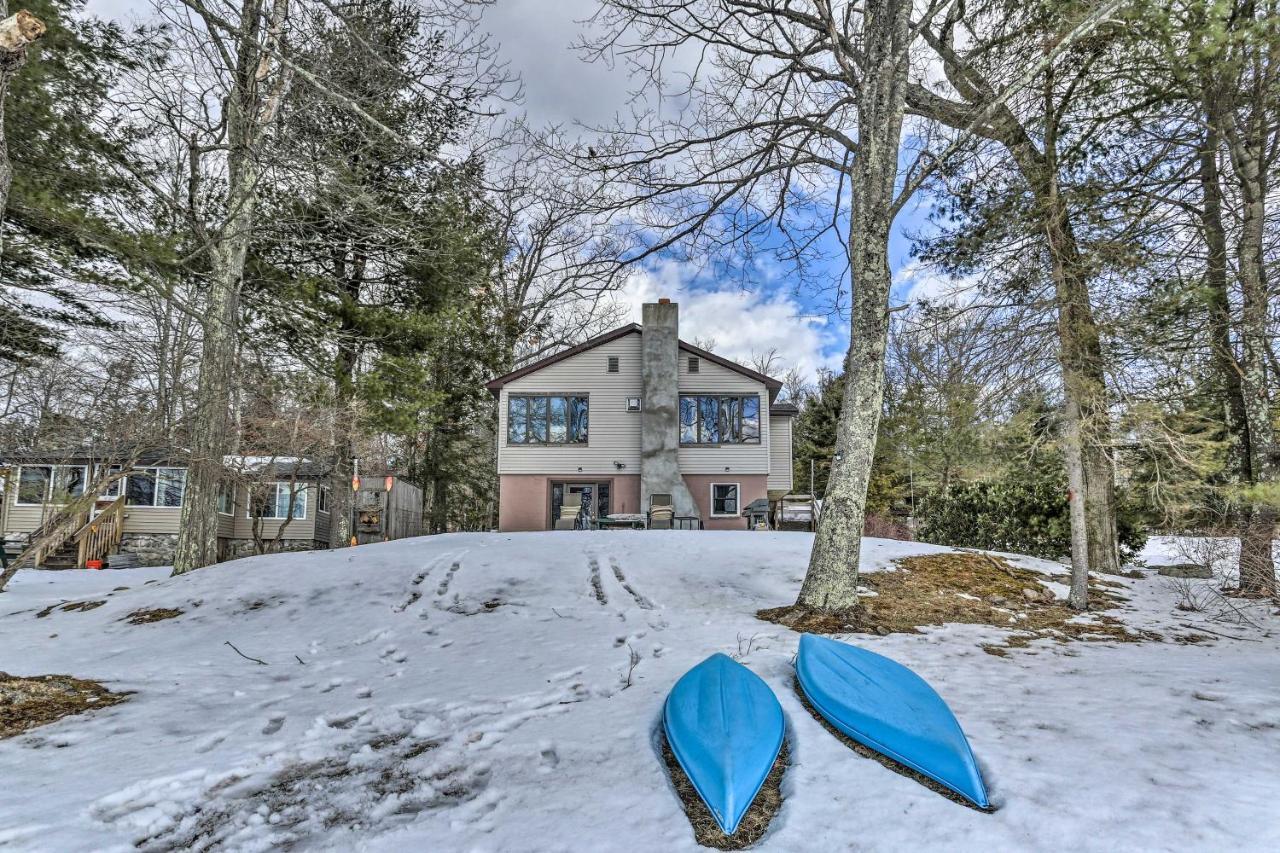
top-left (1, 532), bottom-right (1278, 852)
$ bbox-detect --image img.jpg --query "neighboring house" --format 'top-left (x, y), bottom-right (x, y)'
top-left (0, 451), bottom-right (357, 567)
top-left (486, 300), bottom-right (797, 531)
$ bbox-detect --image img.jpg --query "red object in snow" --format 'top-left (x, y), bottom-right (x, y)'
top-left (85, 559), bottom-right (103, 570)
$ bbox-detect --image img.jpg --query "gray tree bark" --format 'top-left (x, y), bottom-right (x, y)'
top-left (797, 0), bottom-right (913, 611)
top-left (173, 0), bottom-right (292, 573)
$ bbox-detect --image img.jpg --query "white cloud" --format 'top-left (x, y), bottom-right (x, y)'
top-left (614, 260), bottom-right (845, 382)
top-left (894, 259), bottom-right (982, 306)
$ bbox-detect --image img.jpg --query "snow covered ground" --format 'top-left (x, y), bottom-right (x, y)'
top-left (1, 532), bottom-right (1277, 852)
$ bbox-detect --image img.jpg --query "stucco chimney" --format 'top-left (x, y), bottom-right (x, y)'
top-left (641, 301), bottom-right (699, 518)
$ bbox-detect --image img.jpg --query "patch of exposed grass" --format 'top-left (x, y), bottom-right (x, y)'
top-left (792, 677), bottom-right (993, 812)
top-left (35, 600), bottom-right (105, 618)
top-left (758, 552), bottom-right (1159, 653)
top-left (661, 731), bottom-right (788, 850)
top-left (124, 607), bottom-right (183, 625)
top-left (0, 672), bottom-right (127, 738)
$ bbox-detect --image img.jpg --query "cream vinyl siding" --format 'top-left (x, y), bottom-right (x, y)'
top-left (3, 493), bottom-right (55, 535)
top-left (767, 415), bottom-right (794, 491)
top-left (217, 505), bottom-right (235, 538)
top-left (497, 334), bottom-right (644, 476)
top-left (122, 508), bottom-right (183, 535)
top-left (677, 354), bottom-right (770, 475)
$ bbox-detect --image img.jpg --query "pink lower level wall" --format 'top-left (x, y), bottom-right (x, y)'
top-left (497, 473), bottom-right (766, 532)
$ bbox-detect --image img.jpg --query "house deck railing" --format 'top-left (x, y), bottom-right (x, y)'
top-left (74, 494), bottom-right (127, 567)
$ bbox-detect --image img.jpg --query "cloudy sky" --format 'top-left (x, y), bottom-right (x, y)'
top-left (86, 0), bottom-right (944, 381)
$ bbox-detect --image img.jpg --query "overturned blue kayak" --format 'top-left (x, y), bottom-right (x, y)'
top-left (663, 653), bottom-right (784, 834)
top-left (796, 634), bottom-right (989, 808)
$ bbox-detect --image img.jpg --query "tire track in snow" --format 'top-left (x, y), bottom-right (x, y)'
top-left (608, 557), bottom-right (654, 610)
top-left (586, 556), bottom-right (608, 605)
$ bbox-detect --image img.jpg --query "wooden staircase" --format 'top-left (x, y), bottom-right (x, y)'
top-left (19, 494), bottom-right (128, 570)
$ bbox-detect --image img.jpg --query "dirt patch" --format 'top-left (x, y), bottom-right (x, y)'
top-left (792, 677), bottom-right (992, 812)
top-left (661, 731), bottom-right (788, 850)
top-left (0, 672), bottom-right (128, 738)
top-left (758, 552), bottom-right (1159, 653)
top-left (35, 600), bottom-right (105, 618)
top-left (123, 607), bottom-right (183, 625)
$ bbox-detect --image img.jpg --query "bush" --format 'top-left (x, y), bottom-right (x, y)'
top-left (918, 477), bottom-right (1146, 561)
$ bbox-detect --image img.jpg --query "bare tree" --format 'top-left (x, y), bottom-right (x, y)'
top-left (490, 131), bottom-right (630, 370)
top-left (579, 0), bottom-right (1124, 613)
top-left (905, 0), bottom-right (1135, 605)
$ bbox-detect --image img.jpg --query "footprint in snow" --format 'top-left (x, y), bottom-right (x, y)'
top-left (319, 678), bottom-right (344, 693)
top-left (261, 713), bottom-right (286, 735)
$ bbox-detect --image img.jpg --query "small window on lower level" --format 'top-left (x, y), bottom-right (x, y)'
top-left (626, 397), bottom-right (642, 412)
top-left (711, 483), bottom-right (739, 516)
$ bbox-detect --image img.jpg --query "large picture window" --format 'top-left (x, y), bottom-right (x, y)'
top-left (126, 467), bottom-right (187, 508)
top-left (679, 395), bottom-right (760, 444)
top-left (507, 395), bottom-right (589, 444)
top-left (15, 465), bottom-right (86, 505)
top-left (249, 482), bottom-right (307, 520)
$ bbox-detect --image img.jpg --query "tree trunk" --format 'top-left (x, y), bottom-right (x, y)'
top-left (173, 0), bottom-right (284, 574)
top-left (1229, 134), bottom-right (1278, 597)
top-left (1198, 113), bottom-right (1250, 479)
top-left (0, 7), bottom-right (47, 255)
top-left (797, 0), bottom-right (912, 612)
top-left (327, 254), bottom-right (362, 550)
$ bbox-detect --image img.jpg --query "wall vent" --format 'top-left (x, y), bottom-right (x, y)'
top-left (607, 356), bottom-right (619, 373)
top-left (688, 356), bottom-right (699, 373)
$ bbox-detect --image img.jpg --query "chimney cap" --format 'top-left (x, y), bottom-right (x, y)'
top-left (658, 297), bottom-right (671, 304)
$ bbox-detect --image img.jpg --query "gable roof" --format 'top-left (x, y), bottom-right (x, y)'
top-left (485, 324), bottom-right (784, 401)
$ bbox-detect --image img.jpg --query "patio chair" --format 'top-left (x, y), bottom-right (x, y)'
top-left (648, 493), bottom-right (675, 530)
top-left (554, 494), bottom-right (583, 530)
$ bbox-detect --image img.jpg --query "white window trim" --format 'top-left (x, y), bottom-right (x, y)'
top-left (709, 482), bottom-right (741, 517)
top-left (125, 466), bottom-right (188, 510)
top-left (316, 484), bottom-right (331, 514)
top-left (15, 464), bottom-right (88, 506)
top-left (247, 481), bottom-right (308, 521)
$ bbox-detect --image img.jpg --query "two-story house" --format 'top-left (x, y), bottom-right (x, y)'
top-left (486, 300), bottom-right (797, 531)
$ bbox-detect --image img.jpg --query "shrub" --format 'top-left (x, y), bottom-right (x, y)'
top-left (918, 477), bottom-right (1146, 561)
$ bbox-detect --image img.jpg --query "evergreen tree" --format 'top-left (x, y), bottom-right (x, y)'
top-left (1, 0), bottom-right (148, 364)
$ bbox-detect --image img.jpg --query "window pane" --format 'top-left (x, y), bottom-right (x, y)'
top-left (570, 397), bottom-right (589, 443)
top-left (508, 397), bottom-right (527, 443)
top-left (126, 469), bottom-right (156, 506)
top-left (275, 483), bottom-right (306, 520)
top-left (720, 397), bottom-right (740, 443)
top-left (549, 397), bottom-right (568, 442)
top-left (698, 396), bottom-right (720, 443)
top-left (680, 397), bottom-right (698, 443)
top-left (741, 395), bottom-right (760, 441)
top-left (317, 487), bottom-right (329, 513)
top-left (52, 466), bottom-right (86, 502)
top-left (101, 465), bottom-right (123, 498)
top-left (250, 486), bottom-right (273, 518)
top-left (528, 397), bottom-right (548, 443)
top-left (158, 468), bottom-right (186, 507)
top-left (714, 484), bottom-right (738, 514)
top-left (217, 485), bottom-right (233, 514)
top-left (17, 466), bottom-right (50, 504)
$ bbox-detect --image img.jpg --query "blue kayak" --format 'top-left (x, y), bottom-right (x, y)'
top-left (663, 653), bottom-right (785, 834)
top-left (796, 634), bottom-right (990, 808)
